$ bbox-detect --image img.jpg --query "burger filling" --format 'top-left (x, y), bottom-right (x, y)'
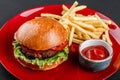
top-left (13, 41), bottom-right (68, 68)
top-left (21, 41), bottom-right (68, 59)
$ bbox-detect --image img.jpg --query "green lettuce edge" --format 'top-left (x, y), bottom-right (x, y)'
top-left (12, 41), bottom-right (68, 68)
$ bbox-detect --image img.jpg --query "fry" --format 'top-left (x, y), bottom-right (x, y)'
top-left (69, 27), bottom-right (75, 46)
top-left (93, 32), bottom-right (103, 37)
top-left (73, 16), bottom-right (97, 21)
top-left (84, 19), bottom-right (111, 25)
top-left (41, 13), bottom-right (61, 19)
top-left (95, 14), bottom-right (109, 30)
top-left (73, 34), bottom-right (80, 39)
top-left (61, 5), bottom-right (69, 15)
top-left (105, 30), bottom-right (112, 45)
top-left (75, 14), bottom-right (84, 17)
top-left (87, 31), bottom-right (99, 38)
top-left (75, 29), bottom-right (83, 39)
top-left (62, 4), bottom-right (69, 11)
top-left (62, 1), bottom-right (78, 18)
top-left (61, 10), bottom-right (66, 15)
top-left (72, 38), bottom-right (84, 44)
top-left (102, 34), bottom-right (106, 41)
top-left (70, 5), bottom-right (87, 13)
top-left (103, 19), bottom-right (111, 24)
top-left (71, 20), bottom-right (96, 31)
top-left (96, 28), bottom-right (106, 32)
top-left (84, 20), bottom-right (102, 26)
top-left (83, 34), bottom-right (91, 40)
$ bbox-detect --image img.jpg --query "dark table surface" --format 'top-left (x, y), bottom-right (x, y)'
top-left (0, 0), bottom-right (120, 80)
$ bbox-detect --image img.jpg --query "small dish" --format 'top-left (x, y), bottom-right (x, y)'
top-left (79, 39), bottom-right (113, 72)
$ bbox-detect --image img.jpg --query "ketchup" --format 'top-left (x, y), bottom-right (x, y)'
top-left (81, 45), bottom-right (109, 60)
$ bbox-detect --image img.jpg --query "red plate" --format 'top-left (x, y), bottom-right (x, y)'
top-left (0, 4), bottom-right (120, 80)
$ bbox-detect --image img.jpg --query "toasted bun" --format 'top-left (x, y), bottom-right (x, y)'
top-left (16, 57), bottom-right (65, 71)
top-left (15, 17), bottom-right (67, 50)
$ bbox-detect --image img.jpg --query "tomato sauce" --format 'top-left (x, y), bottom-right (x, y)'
top-left (81, 45), bottom-right (109, 60)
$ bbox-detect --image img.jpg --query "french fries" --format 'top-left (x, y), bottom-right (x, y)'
top-left (40, 1), bottom-right (112, 46)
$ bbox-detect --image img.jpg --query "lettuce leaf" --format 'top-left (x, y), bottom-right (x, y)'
top-left (13, 41), bottom-right (68, 68)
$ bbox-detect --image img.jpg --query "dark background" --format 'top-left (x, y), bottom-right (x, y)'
top-left (0, 0), bottom-right (120, 80)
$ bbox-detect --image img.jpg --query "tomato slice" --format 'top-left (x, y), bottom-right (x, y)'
top-left (52, 41), bottom-right (68, 51)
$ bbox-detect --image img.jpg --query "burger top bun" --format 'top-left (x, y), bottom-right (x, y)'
top-left (14, 17), bottom-right (67, 50)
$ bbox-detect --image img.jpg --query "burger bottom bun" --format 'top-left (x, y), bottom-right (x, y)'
top-left (16, 57), bottom-right (66, 71)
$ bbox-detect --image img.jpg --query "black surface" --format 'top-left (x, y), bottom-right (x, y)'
top-left (0, 0), bottom-right (120, 80)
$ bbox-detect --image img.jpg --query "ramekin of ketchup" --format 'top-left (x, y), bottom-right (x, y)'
top-left (79, 39), bottom-right (113, 72)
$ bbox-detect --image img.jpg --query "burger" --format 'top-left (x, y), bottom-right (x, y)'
top-left (12, 17), bottom-right (68, 71)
